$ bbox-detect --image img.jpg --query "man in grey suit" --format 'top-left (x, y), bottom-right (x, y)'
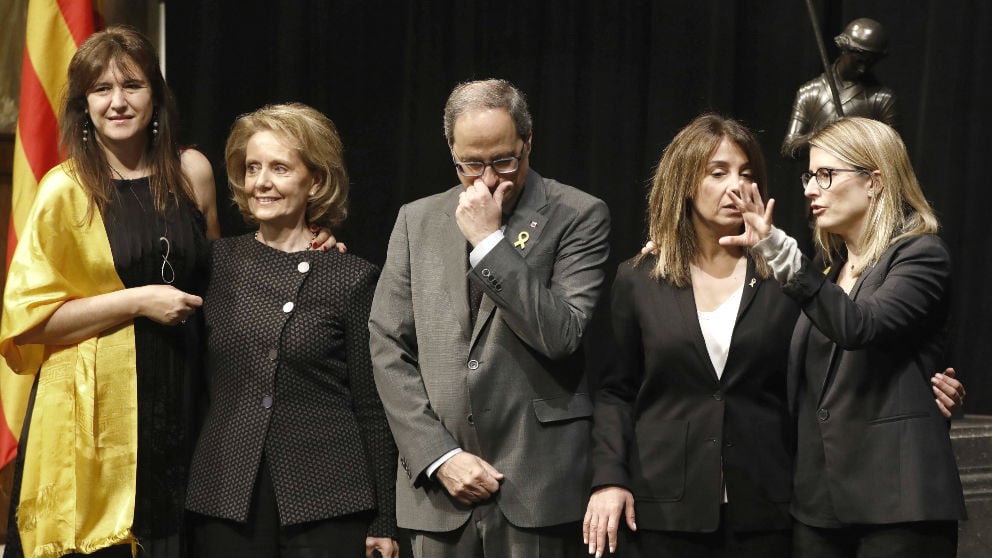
top-left (369, 78), bottom-right (610, 557)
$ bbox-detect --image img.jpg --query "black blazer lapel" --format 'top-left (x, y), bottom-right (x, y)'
top-left (815, 261), bottom-right (877, 405)
top-left (736, 258), bottom-right (761, 320)
top-left (721, 259), bottom-right (762, 386)
top-left (674, 285), bottom-right (721, 383)
top-left (788, 315), bottom-right (812, 414)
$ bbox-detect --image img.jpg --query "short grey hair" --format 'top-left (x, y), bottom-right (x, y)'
top-left (443, 79), bottom-right (532, 145)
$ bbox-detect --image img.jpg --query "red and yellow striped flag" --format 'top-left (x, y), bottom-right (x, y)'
top-left (1, 0), bottom-right (100, 468)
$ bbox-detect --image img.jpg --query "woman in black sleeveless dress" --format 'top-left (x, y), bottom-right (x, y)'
top-left (1, 26), bottom-right (218, 558)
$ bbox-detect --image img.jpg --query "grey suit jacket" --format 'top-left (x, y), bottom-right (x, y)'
top-left (369, 170), bottom-right (610, 532)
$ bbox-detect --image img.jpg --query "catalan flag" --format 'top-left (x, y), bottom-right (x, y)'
top-left (1, 0), bottom-right (99, 468)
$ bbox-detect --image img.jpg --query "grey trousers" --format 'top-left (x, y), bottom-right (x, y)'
top-left (411, 501), bottom-right (583, 558)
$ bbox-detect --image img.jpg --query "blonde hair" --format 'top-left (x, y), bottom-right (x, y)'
top-left (225, 103), bottom-right (348, 229)
top-left (644, 114), bottom-right (770, 286)
top-left (809, 117), bottom-right (938, 274)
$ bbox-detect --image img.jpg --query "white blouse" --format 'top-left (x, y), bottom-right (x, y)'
top-left (697, 284), bottom-right (744, 379)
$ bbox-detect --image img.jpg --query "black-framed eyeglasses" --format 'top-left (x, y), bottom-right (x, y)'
top-left (452, 150), bottom-right (523, 177)
top-left (801, 167), bottom-right (869, 190)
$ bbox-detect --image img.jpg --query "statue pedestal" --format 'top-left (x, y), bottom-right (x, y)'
top-left (952, 415), bottom-right (992, 557)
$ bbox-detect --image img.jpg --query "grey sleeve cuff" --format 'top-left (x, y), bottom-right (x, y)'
top-left (753, 226), bottom-right (803, 283)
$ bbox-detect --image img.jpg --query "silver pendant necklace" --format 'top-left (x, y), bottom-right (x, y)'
top-left (111, 165), bottom-right (175, 284)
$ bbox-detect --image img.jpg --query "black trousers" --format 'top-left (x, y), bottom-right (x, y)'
top-left (617, 506), bottom-right (792, 558)
top-left (792, 519), bottom-right (958, 558)
top-left (190, 458), bottom-right (370, 558)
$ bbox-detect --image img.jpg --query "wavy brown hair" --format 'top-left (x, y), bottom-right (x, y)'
top-left (59, 25), bottom-right (194, 219)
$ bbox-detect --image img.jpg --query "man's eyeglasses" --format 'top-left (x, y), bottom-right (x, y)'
top-left (801, 167), bottom-right (869, 190)
top-left (452, 150), bottom-right (523, 177)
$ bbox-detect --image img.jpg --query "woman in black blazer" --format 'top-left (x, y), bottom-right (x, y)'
top-left (584, 115), bottom-right (797, 558)
top-left (185, 104), bottom-right (398, 558)
top-left (726, 117), bottom-right (966, 558)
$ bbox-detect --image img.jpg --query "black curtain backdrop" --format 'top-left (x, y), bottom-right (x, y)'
top-left (168, 0), bottom-right (992, 413)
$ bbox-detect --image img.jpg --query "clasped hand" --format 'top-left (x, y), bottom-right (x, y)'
top-left (436, 451), bottom-right (504, 505)
top-left (137, 284), bottom-right (202, 325)
top-left (455, 179), bottom-right (512, 246)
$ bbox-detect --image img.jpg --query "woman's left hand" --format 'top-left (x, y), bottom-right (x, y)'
top-left (311, 225), bottom-right (347, 253)
top-left (720, 182), bottom-right (776, 248)
top-left (365, 536), bottom-right (398, 558)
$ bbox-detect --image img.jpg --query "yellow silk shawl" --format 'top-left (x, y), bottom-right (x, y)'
top-left (0, 164), bottom-right (138, 557)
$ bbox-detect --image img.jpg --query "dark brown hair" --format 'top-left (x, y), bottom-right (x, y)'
top-left (60, 25), bottom-right (194, 218)
top-left (644, 113), bottom-right (770, 286)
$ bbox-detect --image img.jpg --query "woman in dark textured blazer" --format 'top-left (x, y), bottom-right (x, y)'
top-left (185, 103), bottom-right (398, 558)
top-left (727, 117), bottom-right (966, 558)
top-left (584, 115), bottom-right (797, 558)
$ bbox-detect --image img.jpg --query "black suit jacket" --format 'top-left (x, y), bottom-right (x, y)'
top-left (186, 235), bottom-right (397, 537)
top-left (591, 255), bottom-right (798, 533)
top-left (785, 234), bottom-right (966, 524)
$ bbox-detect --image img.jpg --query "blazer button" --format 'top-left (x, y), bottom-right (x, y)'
top-left (261, 395), bottom-right (273, 409)
top-left (817, 408), bottom-right (830, 421)
top-left (283, 301), bottom-right (295, 313)
top-left (467, 413), bottom-right (474, 425)
top-left (298, 261), bottom-right (310, 273)
top-left (467, 359), bottom-right (479, 370)
top-left (268, 348), bottom-right (278, 362)
top-left (712, 391), bottom-right (723, 401)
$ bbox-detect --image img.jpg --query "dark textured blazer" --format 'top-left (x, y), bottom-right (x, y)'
top-left (785, 234), bottom-right (966, 524)
top-left (186, 235), bottom-right (397, 537)
top-left (591, 255), bottom-right (798, 533)
top-left (369, 170), bottom-right (610, 532)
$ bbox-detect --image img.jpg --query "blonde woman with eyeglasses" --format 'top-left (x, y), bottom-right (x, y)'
top-left (724, 117), bottom-right (966, 558)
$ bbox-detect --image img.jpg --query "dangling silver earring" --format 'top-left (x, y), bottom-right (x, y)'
top-left (149, 108), bottom-right (160, 142)
top-left (82, 119), bottom-right (89, 142)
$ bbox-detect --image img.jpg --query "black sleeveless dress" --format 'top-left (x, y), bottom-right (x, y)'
top-left (5, 177), bottom-right (208, 558)
top-left (101, 177), bottom-right (209, 546)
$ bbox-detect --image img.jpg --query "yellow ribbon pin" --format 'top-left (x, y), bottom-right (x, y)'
top-left (748, 278), bottom-right (756, 288)
top-left (513, 231), bottom-right (530, 249)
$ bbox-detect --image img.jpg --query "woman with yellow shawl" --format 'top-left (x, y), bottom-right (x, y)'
top-left (0, 26), bottom-right (218, 558)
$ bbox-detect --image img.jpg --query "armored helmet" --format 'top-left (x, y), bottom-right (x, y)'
top-left (834, 18), bottom-right (888, 55)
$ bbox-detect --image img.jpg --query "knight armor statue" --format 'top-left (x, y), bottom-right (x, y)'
top-left (782, 18), bottom-right (896, 157)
